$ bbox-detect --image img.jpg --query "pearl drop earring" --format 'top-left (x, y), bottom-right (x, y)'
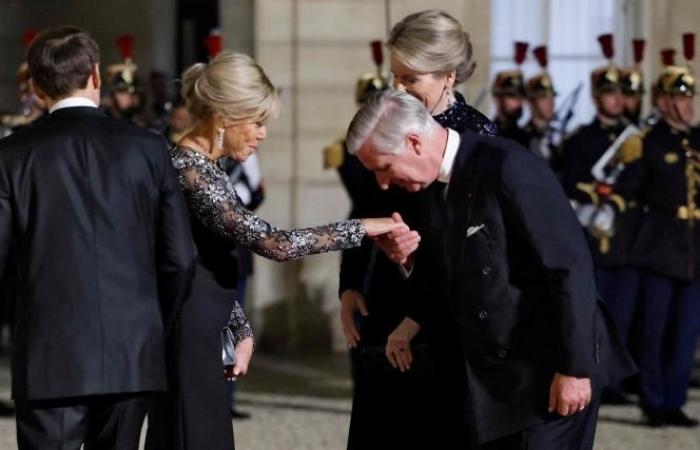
top-left (445, 87), bottom-right (455, 108)
top-left (217, 127), bottom-right (225, 149)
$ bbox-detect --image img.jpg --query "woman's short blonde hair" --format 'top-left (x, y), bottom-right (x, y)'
top-left (181, 51), bottom-right (279, 124)
top-left (388, 9), bottom-right (476, 85)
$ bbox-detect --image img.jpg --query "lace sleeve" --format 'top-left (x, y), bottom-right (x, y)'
top-left (229, 301), bottom-right (254, 346)
top-left (171, 147), bottom-right (365, 262)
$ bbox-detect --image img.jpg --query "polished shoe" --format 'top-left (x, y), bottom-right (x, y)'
top-left (601, 390), bottom-right (634, 405)
top-left (664, 409), bottom-right (699, 427)
top-left (231, 408), bottom-right (251, 420)
top-left (642, 409), bottom-right (665, 428)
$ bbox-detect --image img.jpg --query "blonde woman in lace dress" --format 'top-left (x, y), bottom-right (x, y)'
top-left (144, 52), bottom-right (405, 450)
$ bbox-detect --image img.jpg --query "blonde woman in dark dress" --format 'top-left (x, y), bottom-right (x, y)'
top-left (145, 51), bottom-right (404, 450)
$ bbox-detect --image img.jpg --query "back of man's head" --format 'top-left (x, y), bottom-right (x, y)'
top-left (346, 90), bottom-right (436, 156)
top-left (27, 27), bottom-right (100, 100)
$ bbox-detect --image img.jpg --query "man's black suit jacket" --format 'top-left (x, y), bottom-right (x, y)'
top-left (0, 106), bottom-right (196, 402)
top-left (408, 130), bottom-right (636, 443)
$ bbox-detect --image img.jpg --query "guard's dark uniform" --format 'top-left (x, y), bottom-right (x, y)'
top-left (561, 42), bottom-right (643, 380)
top-left (520, 120), bottom-right (562, 172)
top-left (521, 46), bottom-right (564, 173)
top-left (618, 57), bottom-right (700, 426)
top-left (621, 122), bottom-right (700, 418)
top-left (492, 42), bottom-right (529, 145)
top-left (562, 119), bottom-right (641, 354)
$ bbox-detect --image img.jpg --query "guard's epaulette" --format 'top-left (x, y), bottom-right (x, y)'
top-left (619, 128), bottom-right (650, 164)
top-left (1, 113), bottom-right (33, 128)
top-left (322, 137), bottom-right (345, 169)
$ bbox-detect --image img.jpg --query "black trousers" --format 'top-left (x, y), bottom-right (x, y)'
top-left (476, 384), bottom-right (602, 450)
top-left (347, 343), bottom-right (438, 450)
top-left (15, 393), bottom-right (150, 450)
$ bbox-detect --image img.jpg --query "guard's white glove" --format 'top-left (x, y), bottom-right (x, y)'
top-left (574, 203), bottom-right (615, 235)
top-left (591, 204), bottom-right (615, 235)
top-left (574, 203), bottom-right (596, 228)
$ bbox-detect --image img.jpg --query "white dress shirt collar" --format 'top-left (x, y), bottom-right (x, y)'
top-left (437, 128), bottom-right (461, 183)
top-left (49, 97), bottom-right (98, 114)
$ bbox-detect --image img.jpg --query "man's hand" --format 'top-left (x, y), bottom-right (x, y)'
top-left (226, 336), bottom-right (254, 381)
top-left (374, 212), bottom-right (420, 265)
top-left (385, 317), bottom-right (421, 372)
top-left (339, 290), bottom-right (369, 348)
top-left (548, 373), bottom-right (592, 416)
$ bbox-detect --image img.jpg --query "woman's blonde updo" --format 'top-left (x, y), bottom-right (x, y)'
top-left (181, 51), bottom-right (279, 124)
top-left (388, 9), bottom-right (476, 85)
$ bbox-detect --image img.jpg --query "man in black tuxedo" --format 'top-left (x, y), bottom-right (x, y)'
top-left (345, 90), bottom-right (636, 449)
top-left (0, 27), bottom-right (196, 449)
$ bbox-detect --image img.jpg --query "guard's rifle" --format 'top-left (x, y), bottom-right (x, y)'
top-left (534, 83), bottom-right (583, 161)
top-left (548, 82), bottom-right (583, 146)
top-left (591, 124), bottom-right (640, 184)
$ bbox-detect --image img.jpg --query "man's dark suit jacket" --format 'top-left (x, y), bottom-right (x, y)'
top-left (0, 106), bottom-right (196, 402)
top-left (409, 130), bottom-right (636, 443)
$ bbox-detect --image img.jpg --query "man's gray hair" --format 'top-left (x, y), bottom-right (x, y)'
top-left (346, 90), bottom-right (438, 155)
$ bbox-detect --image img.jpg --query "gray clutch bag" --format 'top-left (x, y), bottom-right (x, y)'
top-left (222, 326), bottom-right (237, 370)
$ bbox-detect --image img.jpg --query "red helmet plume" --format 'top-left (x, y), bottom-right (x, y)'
top-left (632, 39), bottom-right (645, 65)
top-left (205, 32), bottom-right (223, 59)
top-left (22, 29), bottom-right (39, 47)
top-left (370, 40), bottom-right (383, 67)
top-left (514, 42), bottom-right (529, 65)
top-left (533, 46), bottom-right (548, 69)
top-left (598, 34), bottom-right (614, 60)
top-left (660, 48), bottom-right (676, 66)
top-left (116, 35), bottom-right (134, 60)
top-left (683, 33), bottom-right (695, 62)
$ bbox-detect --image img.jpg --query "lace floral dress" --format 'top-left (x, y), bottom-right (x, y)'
top-left (146, 146), bottom-right (365, 450)
top-left (172, 146), bottom-right (363, 344)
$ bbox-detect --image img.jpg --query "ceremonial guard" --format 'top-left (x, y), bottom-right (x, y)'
top-left (619, 33), bottom-right (700, 428)
top-left (103, 34), bottom-right (148, 127)
top-left (641, 49), bottom-right (677, 128)
top-left (491, 41), bottom-right (529, 142)
top-left (561, 34), bottom-right (641, 405)
top-left (522, 45), bottom-right (562, 171)
top-left (0, 30), bottom-right (46, 137)
top-left (620, 39), bottom-right (647, 125)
